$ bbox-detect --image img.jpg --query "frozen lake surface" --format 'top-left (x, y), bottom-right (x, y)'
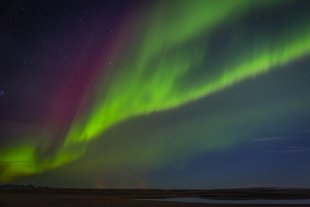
top-left (144, 197), bottom-right (310, 205)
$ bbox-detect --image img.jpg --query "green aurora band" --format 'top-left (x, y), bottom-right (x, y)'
top-left (1, 0), bottom-right (310, 182)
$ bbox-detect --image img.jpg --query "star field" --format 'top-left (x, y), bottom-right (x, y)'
top-left (1, 0), bottom-right (310, 188)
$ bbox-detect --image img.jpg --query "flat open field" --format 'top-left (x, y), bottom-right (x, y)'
top-left (1, 188), bottom-right (310, 207)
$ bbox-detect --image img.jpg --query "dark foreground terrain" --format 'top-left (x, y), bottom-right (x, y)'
top-left (1, 187), bottom-right (310, 207)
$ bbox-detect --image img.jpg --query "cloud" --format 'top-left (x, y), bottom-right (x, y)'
top-left (251, 136), bottom-right (287, 142)
top-left (269, 146), bottom-right (310, 154)
top-left (251, 134), bottom-right (309, 143)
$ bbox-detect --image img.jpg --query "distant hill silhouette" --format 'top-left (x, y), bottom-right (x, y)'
top-left (0, 184), bottom-right (49, 189)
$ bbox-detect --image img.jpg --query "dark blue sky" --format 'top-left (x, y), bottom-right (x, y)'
top-left (1, 0), bottom-right (310, 188)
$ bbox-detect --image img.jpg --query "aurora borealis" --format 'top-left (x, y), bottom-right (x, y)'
top-left (1, 0), bottom-right (310, 188)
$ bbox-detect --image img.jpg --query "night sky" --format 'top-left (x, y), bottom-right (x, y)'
top-left (1, 0), bottom-right (310, 188)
